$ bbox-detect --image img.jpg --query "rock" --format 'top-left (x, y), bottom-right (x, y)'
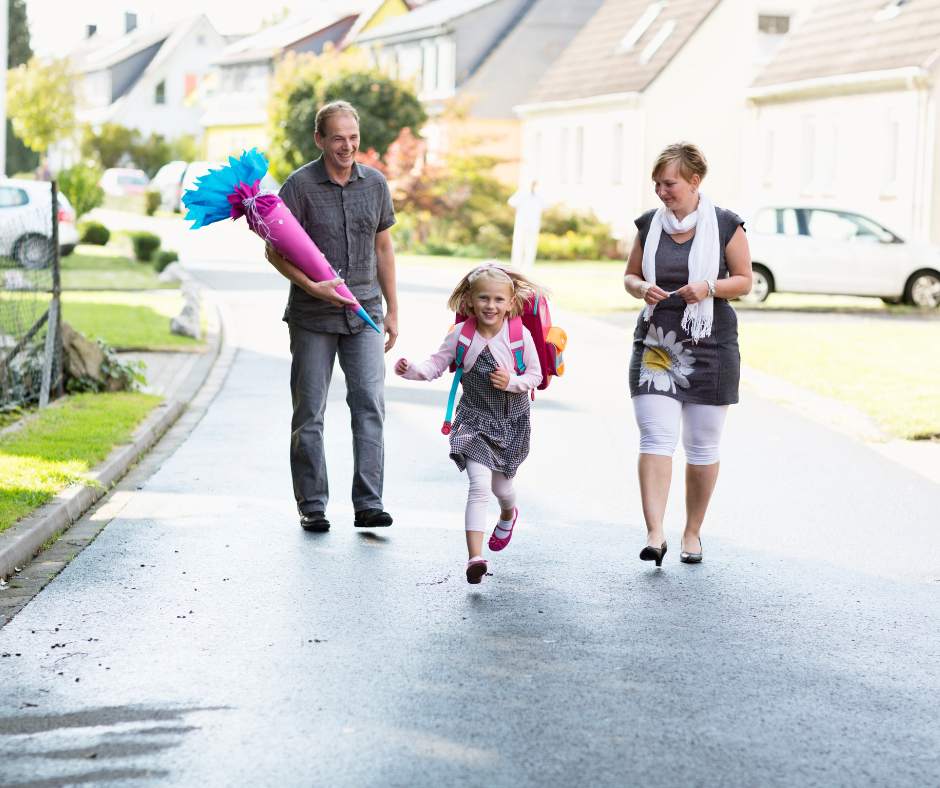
top-left (61, 322), bottom-right (115, 389)
top-left (158, 263), bottom-right (189, 283)
top-left (170, 288), bottom-right (201, 340)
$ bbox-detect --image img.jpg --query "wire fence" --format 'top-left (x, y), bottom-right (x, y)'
top-left (0, 179), bottom-right (63, 413)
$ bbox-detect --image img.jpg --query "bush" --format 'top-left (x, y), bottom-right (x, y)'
top-left (129, 231), bottom-right (161, 262)
top-left (144, 189), bottom-right (160, 216)
top-left (57, 162), bottom-right (104, 219)
top-left (537, 231), bottom-right (601, 261)
top-left (153, 249), bottom-right (178, 272)
top-left (539, 208), bottom-right (619, 260)
top-left (79, 221), bottom-right (110, 245)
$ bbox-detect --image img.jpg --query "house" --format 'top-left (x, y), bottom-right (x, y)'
top-left (514, 0), bottom-right (813, 237)
top-left (353, 0), bottom-right (605, 182)
top-left (201, 1), bottom-right (410, 162)
top-left (747, 0), bottom-right (940, 244)
top-left (74, 14), bottom-right (226, 140)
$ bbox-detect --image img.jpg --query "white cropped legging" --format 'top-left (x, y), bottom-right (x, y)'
top-left (465, 460), bottom-right (516, 532)
top-left (633, 395), bottom-right (728, 465)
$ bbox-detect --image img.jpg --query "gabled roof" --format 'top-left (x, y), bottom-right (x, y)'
top-left (752, 0), bottom-right (940, 88)
top-left (523, 0), bottom-right (720, 106)
top-left (356, 0), bottom-right (500, 42)
top-left (215, 3), bottom-right (366, 65)
top-left (461, 0), bottom-right (605, 118)
top-left (72, 18), bottom-right (183, 73)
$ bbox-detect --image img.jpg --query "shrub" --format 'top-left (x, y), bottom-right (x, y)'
top-left (153, 249), bottom-right (179, 272)
top-left (129, 231), bottom-right (161, 262)
top-left (79, 221), bottom-right (110, 245)
top-left (144, 189), bottom-right (160, 216)
top-left (57, 162), bottom-right (104, 219)
top-left (537, 231), bottom-right (600, 261)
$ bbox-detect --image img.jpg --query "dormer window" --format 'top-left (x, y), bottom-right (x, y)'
top-left (758, 14), bottom-right (790, 34)
top-left (619, 2), bottom-right (666, 52)
top-left (874, 0), bottom-right (911, 22)
top-left (640, 19), bottom-right (676, 64)
top-left (155, 80), bottom-right (166, 105)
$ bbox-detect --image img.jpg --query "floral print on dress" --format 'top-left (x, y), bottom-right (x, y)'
top-left (639, 325), bottom-right (696, 393)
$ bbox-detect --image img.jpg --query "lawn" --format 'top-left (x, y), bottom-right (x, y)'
top-left (61, 246), bottom-right (178, 290)
top-left (0, 392), bottom-right (161, 533)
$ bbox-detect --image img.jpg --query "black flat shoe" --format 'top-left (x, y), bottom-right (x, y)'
top-left (300, 512), bottom-right (330, 532)
top-left (639, 541), bottom-right (668, 567)
top-left (354, 508), bottom-right (393, 528)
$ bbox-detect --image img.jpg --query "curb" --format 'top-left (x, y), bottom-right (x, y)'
top-left (0, 296), bottom-right (224, 582)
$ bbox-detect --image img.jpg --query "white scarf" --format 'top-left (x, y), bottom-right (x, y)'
top-left (641, 192), bottom-right (719, 342)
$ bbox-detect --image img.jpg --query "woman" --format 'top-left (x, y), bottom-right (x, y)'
top-left (623, 143), bottom-right (752, 566)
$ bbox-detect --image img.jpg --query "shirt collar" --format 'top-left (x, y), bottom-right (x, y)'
top-left (312, 157), bottom-right (366, 185)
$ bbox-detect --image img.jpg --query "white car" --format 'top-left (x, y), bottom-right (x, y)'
top-left (151, 160), bottom-right (187, 212)
top-left (746, 206), bottom-right (940, 308)
top-left (99, 167), bottom-right (150, 197)
top-left (0, 179), bottom-right (79, 268)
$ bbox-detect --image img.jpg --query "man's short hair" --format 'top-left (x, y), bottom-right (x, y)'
top-left (315, 101), bottom-right (360, 137)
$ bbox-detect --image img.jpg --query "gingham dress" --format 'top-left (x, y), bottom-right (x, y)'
top-left (449, 347), bottom-right (531, 478)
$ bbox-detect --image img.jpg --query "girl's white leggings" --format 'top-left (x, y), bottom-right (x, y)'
top-left (465, 460), bottom-right (516, 532)
top-left (632, 394), bottom-right (728, 465)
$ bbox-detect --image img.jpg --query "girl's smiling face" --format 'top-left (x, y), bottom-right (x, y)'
top-left (470, 278), bottom-right (514, 330)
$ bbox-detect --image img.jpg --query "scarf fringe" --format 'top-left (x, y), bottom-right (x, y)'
top-left (680, 304), bottom-right (713, 343)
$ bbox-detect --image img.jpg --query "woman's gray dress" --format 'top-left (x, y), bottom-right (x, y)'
top-left (628, 207), bottom-right (745, 405)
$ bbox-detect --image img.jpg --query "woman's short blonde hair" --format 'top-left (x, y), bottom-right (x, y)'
top-left (315, 100), bottom-right (359, 138)
top-left (652, 142), bottom-right (708, 182)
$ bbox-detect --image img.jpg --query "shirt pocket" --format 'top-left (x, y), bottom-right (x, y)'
top-left (346, 215), bottom-right (378, 285)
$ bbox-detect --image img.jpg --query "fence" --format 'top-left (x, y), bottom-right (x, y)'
top-left (0, 179), bottom-right (63, 412)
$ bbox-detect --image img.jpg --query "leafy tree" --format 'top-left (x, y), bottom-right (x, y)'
top-left (168, 134), bottom-right (200, 163)
top-left (132, 132), bottom-right (172, 177)
top-left (57, 163), bottom-right (105, 219)
top-left (6, 57), bottom-right (77, 158)
top-left (267, 50), bottom-right (426, 181)
top-left (81, 123), bottom-right (137, 169)
top-left (6, 0), bottom-right (38, 174)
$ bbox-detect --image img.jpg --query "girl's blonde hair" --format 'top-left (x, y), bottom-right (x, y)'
top-left (447, 262), bottom-right (543, 317)
top-left (651, 142), bottom-right (708, 182)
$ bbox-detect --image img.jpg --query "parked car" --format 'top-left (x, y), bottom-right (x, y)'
top-left (151, 160), bottom-right (187, 212)
top-left (99, 167), bottom-right (150, 197)
top-left (0, 179), bottom-right (79, 268)
top-left (745, 206), bottom-right (940, 308)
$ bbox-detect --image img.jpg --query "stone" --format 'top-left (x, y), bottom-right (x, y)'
top-left (60, 322), bottom-right (113, 389)
top-left (170, 288), bottom-right (201, 340)
top-left (158, 263), bottom-right (189, 283)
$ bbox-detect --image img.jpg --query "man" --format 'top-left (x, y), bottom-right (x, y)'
top-left (508, 180), bottom-right (544, 270)
top-left (265, 100), bottom-right (398, 532)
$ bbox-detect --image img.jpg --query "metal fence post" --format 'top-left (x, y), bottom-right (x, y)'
top-left (38, 180), bottom-right (62, 408)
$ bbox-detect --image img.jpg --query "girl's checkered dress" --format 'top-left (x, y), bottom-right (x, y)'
top-left (449, 347), bottom-right (531, 478)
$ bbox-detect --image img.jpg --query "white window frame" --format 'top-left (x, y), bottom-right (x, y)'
top-left (640, 19), bottom-right (676, 65)
top-left (619, 2), bottom-right (665, 52)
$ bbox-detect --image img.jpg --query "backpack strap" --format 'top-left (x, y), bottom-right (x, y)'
top-left (508, 316), bottom-right (525, 375)
top-left (442, 318), bottom-right (477, 435)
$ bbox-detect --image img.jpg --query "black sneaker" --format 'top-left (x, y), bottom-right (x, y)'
top-left (300, 512), bottom-right (330, 532)
top-left (354, 509), bottom-right (393, 528)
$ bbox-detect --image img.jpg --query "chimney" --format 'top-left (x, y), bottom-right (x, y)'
top-left (125, 12), bottom-right (138, 34)
top-left (86, 24), bottom-right (97, 39)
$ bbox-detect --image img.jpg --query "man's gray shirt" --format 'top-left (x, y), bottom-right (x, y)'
top-left (278, 157), bottom-right (395, 334)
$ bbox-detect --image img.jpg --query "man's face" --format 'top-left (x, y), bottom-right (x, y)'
top-left (315, 112), bottom-right (360, 171)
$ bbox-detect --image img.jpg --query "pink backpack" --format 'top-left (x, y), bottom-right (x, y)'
top-left (441, 292), bottom-right (567, 434)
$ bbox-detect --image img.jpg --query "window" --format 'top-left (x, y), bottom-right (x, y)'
top-left (806, 210), bottom-right (858, 242)
top-left (883, 118), bottom-right (900, 193)
top-left (800, 116), bottom-right (815, 192)
top-left (155, 80), bottom-right (166, 105)
top-left (560, 128), bottom-right (569, 184)
top-left (0, 187), bottom-right (28, 208)
top-left (575, 126), bottom-right (584, 184)
top-left (619, 2), bottom-right (665, 52)
top-left (874, 0), bottom-right (910, 22)
top-left (184, 73), bottom-right (198, 98)
top-left (763, 129), bottom-right (774, 184)
top-left (533, 130), bottom-right (542, 177)
top-left (612, 123), bottom-right (624, 185)
top-left (422, 42), bottom-right (438, 94)
top-left (640, 20), bottom-right (676, 64)
top-left (758, 14), bottom-right (790, 34)
top-left (754, 208), bottom-right (799, 236)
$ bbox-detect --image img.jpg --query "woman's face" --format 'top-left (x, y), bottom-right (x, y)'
top-left (653, 161), bottom-right (700, 214)
top-left (470, 278), bottom-right (514, 330)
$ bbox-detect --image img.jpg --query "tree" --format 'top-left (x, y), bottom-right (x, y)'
top-left (6, 0), bottom-right (38, 174)
top-left (267, 49), bottom-right (426, 181)
top-left (6, 57), bottom-right (77, 158)
top-left (132, 132), bottom-right (172, 177)
top-left (57, 163), bottom-right (104, 219)
top-left (81, 123), bottom-right (138, 169)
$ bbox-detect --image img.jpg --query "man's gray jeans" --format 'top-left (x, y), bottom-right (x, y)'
top-left (288, 323), bottom-right (385, 515)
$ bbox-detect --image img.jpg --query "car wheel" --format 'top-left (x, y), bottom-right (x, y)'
top-left (14, 234), bottom-right (53, 269)
top-left (904, 270), bottom-right (940, 308)
top-left (739, 264), bottom-right (773, 304)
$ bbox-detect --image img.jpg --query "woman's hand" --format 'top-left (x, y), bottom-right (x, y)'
top-left (394, 358), bottom-right (409, 376)
top-left (641, 282), bottom-right (672, 306)
top-left (490, 367), bottom-right (511, 390)
top-left (676, 281), bottom-right (710, 304)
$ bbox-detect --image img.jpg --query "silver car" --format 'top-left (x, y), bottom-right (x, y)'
top-left (746, 206), bottom-right (940, 308)
top-left (0, 179), bottom-right (79, 268)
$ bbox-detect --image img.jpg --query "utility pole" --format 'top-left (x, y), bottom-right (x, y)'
top-left (0, 0), bottom-right (8, 176)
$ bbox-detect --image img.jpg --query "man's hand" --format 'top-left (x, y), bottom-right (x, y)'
top-left (384, 310), bottom-right (399, 353)
top-left (306, 277), bottom-right (357, 307)
top-left (490, 367), bottom-right (511, 391)
top-left (265, 243), bottom-right (354, 307)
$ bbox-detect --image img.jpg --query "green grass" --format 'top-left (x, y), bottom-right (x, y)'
top-left (61, 246), bottom-right (178, 290)
top-left (0, 392), bottom-right (161, 533)
top-left (3, 291), bottom-right (203, 351)
top-left (741, 321), bottom-right (940, 440)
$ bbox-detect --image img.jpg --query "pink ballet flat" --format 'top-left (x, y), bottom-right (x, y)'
top-left (466, 557), bottom-right (488, 584)
top-left (488, 508), bottom-right (518, 552)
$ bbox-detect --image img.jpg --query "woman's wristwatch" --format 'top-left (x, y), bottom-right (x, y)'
top-left (706, 279), bottom-right (716, 298)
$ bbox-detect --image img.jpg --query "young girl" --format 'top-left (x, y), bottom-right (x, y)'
top-left (395, 264), bottom-right (543, 584)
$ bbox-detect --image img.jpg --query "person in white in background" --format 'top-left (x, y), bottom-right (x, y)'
top-left (509, 181), bottom-right (544, 270)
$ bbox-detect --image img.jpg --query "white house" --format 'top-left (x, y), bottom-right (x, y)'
top-left (746, 0), bottom-right (940, 244)
top-left (514, 0), bottom-right (813, 238)
top-left (74, 15), bottom-right (226, 139)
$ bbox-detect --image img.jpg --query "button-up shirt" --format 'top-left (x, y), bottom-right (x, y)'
top-left (278, 157), bottom-right (395, 334)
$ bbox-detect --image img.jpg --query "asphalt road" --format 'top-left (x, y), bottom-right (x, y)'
top-left (0, 224), bottom-right (938, 787)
